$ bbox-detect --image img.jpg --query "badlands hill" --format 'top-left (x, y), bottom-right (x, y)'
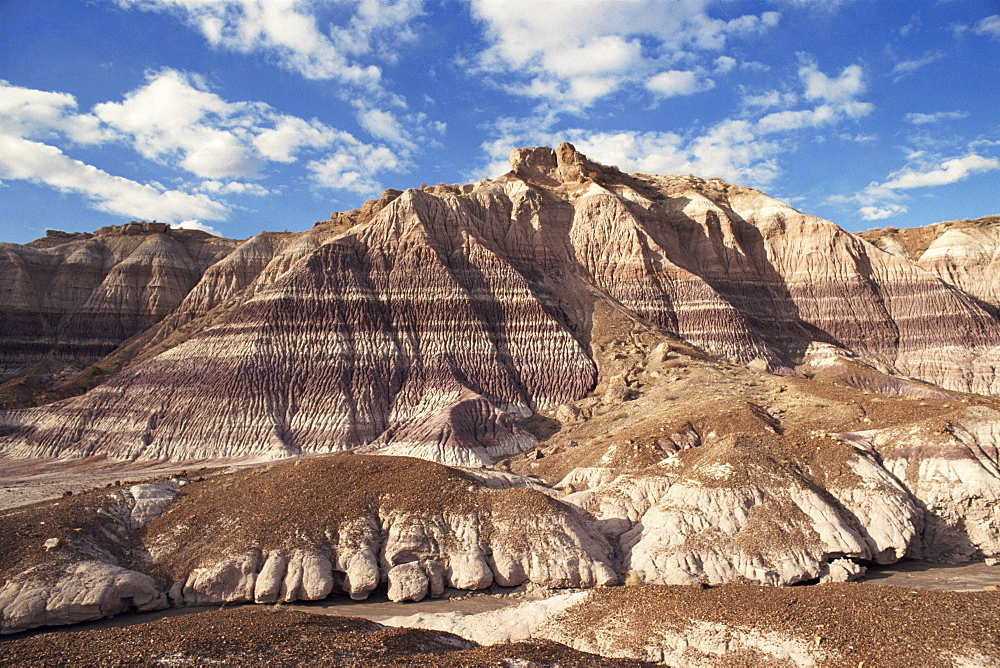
top-left (2, 144), bottom-right (1000, 463)
top-left (1, 144), bottom-right (999, 663)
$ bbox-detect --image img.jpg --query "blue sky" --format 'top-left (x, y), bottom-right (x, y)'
top-left (1, 0), bottom-right (997, 243)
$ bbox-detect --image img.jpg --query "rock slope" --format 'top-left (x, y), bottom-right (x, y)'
top-left (861, 215), bottom-right (1000, 316)
top-left (3, 145), bottom-right (1000, 465)
top-left (0, 223), bottom-right (239, 385)
top-left (0, 455), bottom-right (615, 634)
top-left (2, 607), bottom-right (644, 667)
top-left (381, 584), bottom-right (1000, 666)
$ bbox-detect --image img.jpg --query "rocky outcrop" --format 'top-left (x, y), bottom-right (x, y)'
top-left (861, 215), bottom-right (1000, 316)
top-left (833, 405), bottom-right (1000, 563)
top-left (0, 225), bottom-right (239, 383)
top-left (4, 145), bottom-right (1000, 465)
top-left (0, 455), bottom-right (615, 633)
top-left (381, 584), bottom-right (1000, 666)
top-left (0, 480), bottom-right (178, 633)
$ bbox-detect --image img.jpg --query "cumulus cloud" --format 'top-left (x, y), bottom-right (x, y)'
top-left (646, 70), bottom-right (714, 98)
top-left (880, 155), bottom-right (1000, 190)
top-left (307, 143), bottom-right (401, 193)
top-left (0, 79), bottom-right (228, 221)
top-left (833, 152), bottom-right (1000, 222)
top-left (479, 116), bottom-right (781, 187)
top-left (198, 180), bottom-right (272, 196)
top-left (468, 0), bottom-right (781, 108)
top-left (109, 0), bottom-right (423, 86)
top-left (171, 220), bottom-right (222, 235)
top-left (0, 82), bottom-right (114, 145)
top-left (904, 110), bottom-right (969, 125)
top-left (93, 69), bottom-right (347, 179)
top-left (858, 204), bottom-right (907, 221)
top-left (479, 58), bottom-right (872, 189)
top-left (0, 133), bottom-right (228, 221)
top-left (799, 59), bottom-right (865, 104)
top-left (0, 74), bottom-right (406, 222)
top-left (740, 89), bottom-right (798, 113)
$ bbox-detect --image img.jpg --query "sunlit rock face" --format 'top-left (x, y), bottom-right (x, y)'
top-left (862, 216), bottom-right (1000, 316)
top-left (0, 223), bottom-right (239, 381)
top-left (3, 144), bottom-right (1000, 466)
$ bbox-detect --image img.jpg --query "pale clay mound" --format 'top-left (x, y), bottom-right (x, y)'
top-left (0, 455), bottom-right (615, 634)
top-left (2, 145), bottom-right (1000, 643)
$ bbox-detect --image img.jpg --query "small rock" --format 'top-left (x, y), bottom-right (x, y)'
top-left (43, 537), bottom-right (60, 551)
top-left (602, 384), bottom-right (635, 404)
top-left (387, 563), bottom-right (429, 603)
top-left (554, 403), bottom-right (582, 424)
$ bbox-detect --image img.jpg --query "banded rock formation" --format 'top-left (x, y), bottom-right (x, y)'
top-left (3, 145), bottom-right (1000, 466)
top-left (0, 223), bottom-right (239, 384)
top-left (861, 215), bottom-right (1000, 316)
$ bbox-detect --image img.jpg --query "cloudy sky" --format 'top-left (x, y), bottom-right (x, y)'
top-left (1, 0), bottom-right (997, 243)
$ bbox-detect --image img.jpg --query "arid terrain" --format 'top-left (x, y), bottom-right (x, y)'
top-left (1, 145), bottom-right (998, 666)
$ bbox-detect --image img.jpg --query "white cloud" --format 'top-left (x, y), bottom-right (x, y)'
top-left (0, 79), bottom-right (228, 221)
top-left (904, 110), bottom-right (969, 125)
top-left (172, 220), bottom-right (222, 235)
top-left (973, 15), bottom-right (1000, 39)
top-left (307, 143), bottom-right (401, 194)
top-left (0, 74), bottom-right (406, 221)
top-left (356, 107), bottom-right (415, 149)
top-left (479, 116), bottom-right (781, 187)
top-left (467, 0), bottom-right (782, 108)
top-left (714, 55), bottom-right (737, 74)
top-left (109, 0), bottom-right (422, 86)
top-left (881, 154), bottom-right (1000, 190)
top-left (94, 69), bottom-right (330, 179)
top-left (890, 51), bottom-right (945, 80)
top-left (858, 204), bottom-right (907, 220)
top-left (0, 133), bottom-right (228, 221)
top-left (740, 89), bottom-right (798, 113)
top-left (0, 81), bottom-right (115, 145)
top-left (479, 59), bottom-right (872, 189)
top-left (799, 59), bottom-right (865, 104)
top-left (253, 116), bottom-right (339, 163)
top-left (646, 70), bottom-right (714, 98)
top-left (833, 152), bottom-right (999, 222)
top-left (93, 68), bottom-right (404, 192)
top-left (199, 180), bottom-right (272, 196)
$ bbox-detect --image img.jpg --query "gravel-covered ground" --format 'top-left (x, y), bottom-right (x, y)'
top-left (0, 606), bottom-right (646, 667)
top-left (543, 582), bottom-right (1000, 667)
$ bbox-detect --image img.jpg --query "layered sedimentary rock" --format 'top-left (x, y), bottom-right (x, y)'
top-left (0, 455), bottom-right (615, 633)
top-left (507, 310), bottom-right (1000, 586)
top-left (862, 216), bottom-right (1000, 316)
top-left (3, 145), bottom-right (1000, 466)
top-left (0, 223), bottom-right (239, 382)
